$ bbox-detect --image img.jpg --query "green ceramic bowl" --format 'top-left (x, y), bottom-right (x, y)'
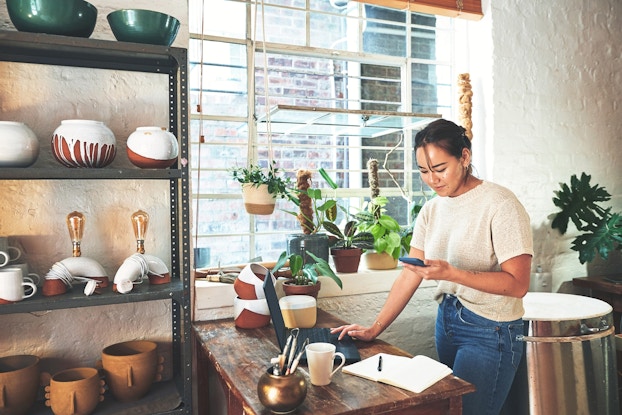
top-left (6, 0), bottom-right (97, 38)
top-left (107, 9), bottom-right (180, 46)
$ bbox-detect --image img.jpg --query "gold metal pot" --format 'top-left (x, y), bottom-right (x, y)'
top-left (257, 368), bottom-right (307, 414)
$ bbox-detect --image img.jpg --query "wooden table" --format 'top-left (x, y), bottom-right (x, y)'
top-left (573, 275), bottom-right (622, 333)
top-left (193, 310), bottom-right (475, 415)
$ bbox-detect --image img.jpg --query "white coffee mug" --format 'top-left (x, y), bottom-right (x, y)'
top-left (0, 237), bottom-right (22, 267)
top-left (305, 342), bottom-right (346, 386)
top-left (0, 267), bottom-right (37, 302)
top-left (11, 263), bottom-right (41, 286)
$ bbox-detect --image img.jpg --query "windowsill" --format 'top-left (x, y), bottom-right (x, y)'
top-left (194, 266), bottom-right (436, 312)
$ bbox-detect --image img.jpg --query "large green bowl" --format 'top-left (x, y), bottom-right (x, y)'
top-left (6, 0), bottom-right (97, 38)
top-left (107, 9), bottom-right (180, 46)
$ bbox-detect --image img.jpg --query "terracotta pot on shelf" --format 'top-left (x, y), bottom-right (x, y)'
top-left (101, 340), bottom-right (162, 403)
top-left (282, 280), bottom-right (321, 299)
top-left (330, 247), bottom-right (363, 273)
top-left (44, 367), bottom-right (104, 415)
top-left (0, 354), bottom-right (40, 415)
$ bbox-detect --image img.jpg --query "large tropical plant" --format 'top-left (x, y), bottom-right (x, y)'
top-left (551, 172), bottom-right (622, 264)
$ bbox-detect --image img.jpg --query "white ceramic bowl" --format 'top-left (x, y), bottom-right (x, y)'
top-left (0, 121), bottom-right (40, 167)
top-left (126, 126), bottom-right (178, 169)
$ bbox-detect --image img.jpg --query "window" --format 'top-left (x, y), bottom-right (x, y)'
top-left (189, 0), bottom-right (462, 267)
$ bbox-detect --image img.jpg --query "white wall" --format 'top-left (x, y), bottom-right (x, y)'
top-left (1, 0), bottom-right (621, 400)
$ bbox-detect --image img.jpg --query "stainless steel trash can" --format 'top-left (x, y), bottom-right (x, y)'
top-left (503, 292), bottom-right (619, 415)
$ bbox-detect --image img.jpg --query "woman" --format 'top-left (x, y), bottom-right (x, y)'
top-left (332, 119), bottom-right (533, 415)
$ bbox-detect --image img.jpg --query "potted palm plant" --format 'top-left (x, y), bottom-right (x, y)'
top-left (323, 218), bottom-right (375, 273)
top-left (230, 161), bottom-right (294, 215)
top-left (272, 250), bottom-right (342, 298)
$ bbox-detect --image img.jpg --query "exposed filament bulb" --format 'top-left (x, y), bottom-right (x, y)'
top-left (131, 210), bottom-right (149, 254)
top-left (66, 211), bottom-right (86, 257)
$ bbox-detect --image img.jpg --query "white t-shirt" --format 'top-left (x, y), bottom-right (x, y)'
top-left (412, 181), bottom-right (533, 322)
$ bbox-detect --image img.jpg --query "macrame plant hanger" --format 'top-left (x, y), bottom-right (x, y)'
top-left (252, 0), bottom-right (275, 173)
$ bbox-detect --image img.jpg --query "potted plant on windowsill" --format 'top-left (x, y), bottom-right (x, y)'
top-left (551, 172), bottom-right (622, 264)
top-left (230, 161), bottom-right (294, 215)
top-left (323, 218), bottom-right (375, 273)
top-left (283, 168), bottom-right (339, 263)
top-left (272, 250), bottom-right (342, 298)
top-left (355, 195), bottom-right (402, 269)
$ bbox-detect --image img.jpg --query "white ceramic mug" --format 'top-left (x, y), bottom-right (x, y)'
top-left (305, 342), bottom-right (346, 386)
top-left (11, 263), bottom-right (41, 286)
top-left (0, 267), bottom-right (37, 302)
top-left (0, 237), bottom-right (21, 267)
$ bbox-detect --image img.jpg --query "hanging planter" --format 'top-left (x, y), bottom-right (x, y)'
top-left (230, 162), bottom-right (294, 215)
top-left (242, 183), bottom-right (276, 215)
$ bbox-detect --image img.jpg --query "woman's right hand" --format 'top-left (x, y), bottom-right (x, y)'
top-left (330, 323), bottom-right (377, 342)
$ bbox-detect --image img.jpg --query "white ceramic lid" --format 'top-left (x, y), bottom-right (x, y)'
top-left (279, 295), bottom-right (316, 310)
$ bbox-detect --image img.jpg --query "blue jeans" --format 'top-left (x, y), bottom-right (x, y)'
top-left (435, 294), bottom-right (524, 415)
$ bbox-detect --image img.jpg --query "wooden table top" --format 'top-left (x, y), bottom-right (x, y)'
top-left (573, 275), bottom-right (622, 294)
top-left (193, 310), bottom-right (475, 415)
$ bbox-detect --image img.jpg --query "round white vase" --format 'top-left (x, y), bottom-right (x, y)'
top-left (0, 121), bottom-right (40, 167)
top-left (51, 119), bottom-right (116, 168)
top-left (126, 126), bottom-right (178, 169)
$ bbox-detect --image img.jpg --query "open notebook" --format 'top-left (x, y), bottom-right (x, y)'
top-left (262, 272), bottom-right (361, 364)
top-left (342, 353), bottom-right (452, 393)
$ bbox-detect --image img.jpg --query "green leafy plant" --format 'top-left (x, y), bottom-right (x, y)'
top-left (355, 196), bottom-right (403, 259)
top-left (229, 161), bottom-right (294, 200)
top-left (272, 250), bottom-right (342, 288)
top-left (323, 219), bottom-right (375, 250)
top-left (551, 172), bottom-right (622, 264)
top-left (284, 168), bottom-right (338, 234)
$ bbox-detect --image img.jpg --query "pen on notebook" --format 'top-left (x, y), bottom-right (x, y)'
top-left (377, 355), bottom-right (383, 372)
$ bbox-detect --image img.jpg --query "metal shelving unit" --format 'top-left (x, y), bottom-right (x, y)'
top-left (0, 30), bottom-right (192, 415)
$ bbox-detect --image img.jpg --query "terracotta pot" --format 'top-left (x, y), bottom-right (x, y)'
top-left (233, 296), bottom-right (271, 329)
top-left (233, 263), bottom-right (271, 300)
top-left (0, 121), bottom-right (40, 167)
top-left (330, 247), bottom-right (362, 273)
top-left (126, 126), bottom-right (178, 169)
top-left (51, 120), bottom-right (116, 168)
top-left (241, 183), bottom-right (276, 215)
top-left (42, 278), bottom-right (68, 297)
top-left (101, 340), bottom-right (162, 402)
top-left (363, 252), bottom-right (398, 270)
top-left (44, 367), bottom-right (104, 415)
top-left (282, 280), bottom-right (321, 299)
top-left (0, 354), bottom-right (40, 415)
top-left (257, 367), bottom-right (307, 414)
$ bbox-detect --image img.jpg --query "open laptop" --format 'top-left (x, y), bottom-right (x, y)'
top-left (262, 271), bottom-right (361, 364)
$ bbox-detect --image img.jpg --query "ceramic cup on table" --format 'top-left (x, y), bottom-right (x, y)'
top-left (0, 237), bottom-right (21, 268)
top-left (0, 267), bottom-right (37, 304)
top-left (0, 354), bottom-right (40, 415)
top-left (305, 342), bottom-right (345, 386)
top-left (44, 367), bottom-right (104, 415)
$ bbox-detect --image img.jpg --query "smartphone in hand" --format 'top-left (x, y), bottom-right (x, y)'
top-left (398, 257), bottom-right (426, 267)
